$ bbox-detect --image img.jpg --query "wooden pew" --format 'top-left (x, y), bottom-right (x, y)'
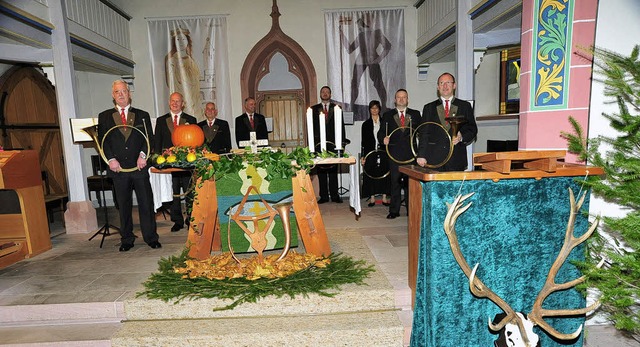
top-left (0, 150), bottom-right (52, 269)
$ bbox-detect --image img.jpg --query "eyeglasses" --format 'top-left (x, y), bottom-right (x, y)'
top-left (438, 81), bottom-right (454, 86)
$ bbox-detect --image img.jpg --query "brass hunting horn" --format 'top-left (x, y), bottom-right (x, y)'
top-left (410, 121), bottom-right (453, 169)
top-left (82, 122), bottom-right (151, 173)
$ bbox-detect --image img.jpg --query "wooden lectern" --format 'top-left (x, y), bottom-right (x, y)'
top-left (0, 150), bottom-right (52, 269)
top-left (401, 151), bottom-right (604, 346)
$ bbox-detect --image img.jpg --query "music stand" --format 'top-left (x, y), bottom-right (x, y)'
top-left (69, 119), bottom-right (120, 248)
top-left (87, 157), bottom-right (119, 248)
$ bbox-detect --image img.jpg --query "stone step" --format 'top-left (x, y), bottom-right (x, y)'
top-left (0, 321), bottom-right (120, 346)
top-left (112, 310), bottom-right (404, 347)
top-left (124, 271), bottom-right (395, 321)
top-left (0, 302), bottom-right (125, 326)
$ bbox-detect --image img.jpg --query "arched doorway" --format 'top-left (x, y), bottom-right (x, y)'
top-left (0, 65), bottom-right (68, 197)
top-left (240, 1), bottom-right (317, 153)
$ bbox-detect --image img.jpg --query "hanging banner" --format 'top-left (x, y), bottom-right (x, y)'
top-left (325, 8), bottom-right (405, 121)
top-left (147, 16), bottom-right (231, 123)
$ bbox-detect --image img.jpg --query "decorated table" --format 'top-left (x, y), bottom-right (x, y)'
top-left (400, 151), bottom-right (604, 346)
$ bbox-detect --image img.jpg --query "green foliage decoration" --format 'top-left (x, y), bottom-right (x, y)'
top-left (561, 45), bottom-right (640, 339)
top-left (138, 249), bottom-right (375, 311)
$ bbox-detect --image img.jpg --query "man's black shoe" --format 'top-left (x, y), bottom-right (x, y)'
top-left (332, 197), bottom-right (343, 203)
top-left (171, 223), bottom-right (183, 232)
top-left (317, 198), bottom-right (329, 204)
top-left (148, 241), bottom-right (162, 249)
top-left (386, 212), bottom-right (399, 219)
top-left (119, 243), bottom-right (134, 252)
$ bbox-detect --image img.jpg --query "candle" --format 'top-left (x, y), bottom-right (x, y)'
top-left (319, 110), bottom-right (327, 152)
top-left (306, 107), bottom-right (314, 152)
top-left (334, 105), bottom-right (342, 150)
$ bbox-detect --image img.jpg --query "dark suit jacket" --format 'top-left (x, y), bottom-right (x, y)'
top-left (98, 106), bottom-right (154, 176)
top-left (360, 117), bottom-right (381, 156)
top-left (311, 102), bottom-right (346, 152)
top-left (377, 108), bottom-right (421, 164)
top-left (235, 113), bottom-right (268, 147)
top-left (198, 118), bottom-right (231, 154)
top-left (153, 112), bottom-right (197, 154)
top-left (417, 97), bottom-right (477, 171)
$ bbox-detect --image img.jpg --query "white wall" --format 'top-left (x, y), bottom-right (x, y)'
top-left (474, 51), bottom-right (500, 117)
top-left (0, 63), bottom-right (13, 77)
top-left (589, 0), bottom-right (640, 218)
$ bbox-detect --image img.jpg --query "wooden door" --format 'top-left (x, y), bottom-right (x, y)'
top-left (259, 92), bottom-right (306, 154)
top-left (0, 66), bottom-right (68, 196)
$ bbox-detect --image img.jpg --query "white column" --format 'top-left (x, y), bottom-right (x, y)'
top-left (49, 0), bottom-right (97, 233)
top-left (456, 0), bottom-right (475, 171)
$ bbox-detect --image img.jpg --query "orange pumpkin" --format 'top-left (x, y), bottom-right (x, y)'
top-left (172, 124), bottom-right (205, 147)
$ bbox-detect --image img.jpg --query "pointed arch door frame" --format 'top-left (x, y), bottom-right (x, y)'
top-left (241, 42), bottom-right (316, 107)
top-left (240, 17), bottom-right (318, 152)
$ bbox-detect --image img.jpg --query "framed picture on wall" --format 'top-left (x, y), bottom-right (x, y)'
top-left (499, 47), bottom-right (521, 115)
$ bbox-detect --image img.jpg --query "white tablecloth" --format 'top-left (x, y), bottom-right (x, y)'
top-left (149, 168), bottom-right (173, 212)
top-left (349, 163), bottom-right (361, 216)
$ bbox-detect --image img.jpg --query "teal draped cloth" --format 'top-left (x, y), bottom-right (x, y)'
top-left (411, 177), bottom-right (589, 346)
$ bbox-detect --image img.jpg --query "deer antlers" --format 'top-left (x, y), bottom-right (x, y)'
top-left (443, 188), bottom-right (600, 346)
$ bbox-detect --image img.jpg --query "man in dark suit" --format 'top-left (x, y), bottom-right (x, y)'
top-left (98, 80), bottom-right (160, 251)
top-left (154, 92), bottom-right (197, 232)
top-left (377, 89), bottom-right (421, 219)
top-left (198, 102), bottom-right (231, 154)
top-left (311, 86), bottom-right (346, 204)
top-left (235, 97), bottom-right (268, 148)
top-left (417, 72), bottom-right (477, 171)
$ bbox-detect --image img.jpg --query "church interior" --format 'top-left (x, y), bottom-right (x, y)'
top-left (0, 0), bottom-right (639, 346)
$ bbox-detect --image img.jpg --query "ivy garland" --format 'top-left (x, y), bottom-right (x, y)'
top-left (151, 146), bottom-right (347, 182)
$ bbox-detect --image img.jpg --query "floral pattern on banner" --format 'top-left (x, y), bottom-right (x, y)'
top-left (532, 0), bottom-right (573, 109)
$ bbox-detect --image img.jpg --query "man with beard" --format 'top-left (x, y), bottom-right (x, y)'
top-left (311, 86), bottom-right (346, 204)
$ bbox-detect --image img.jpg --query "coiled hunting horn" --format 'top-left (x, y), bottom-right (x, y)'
top-left (82, 122), bottom-right (151, 173)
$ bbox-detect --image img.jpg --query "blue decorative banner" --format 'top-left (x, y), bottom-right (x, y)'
top-left (531, 0), bottom-right (574, 110)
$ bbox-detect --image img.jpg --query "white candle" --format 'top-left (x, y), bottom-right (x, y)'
top-left (319, 110), bottom-right (327, 152)
top-left (306, 107), bottom-right (314, 152)
top-left (334, 105), bottom-right (342, 150)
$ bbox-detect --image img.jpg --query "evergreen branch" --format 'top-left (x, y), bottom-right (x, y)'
top-left (137, 251), bottom-right (375, 311)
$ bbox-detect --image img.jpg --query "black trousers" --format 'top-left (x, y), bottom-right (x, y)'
top-left (170, 171), bottom-right (193, 225)
top-left (112, 169), bottom-right (158, 245)
top-left (317, 166), bottom-right (339, 200)
top-left (388, 163), bottom-right (408, 215)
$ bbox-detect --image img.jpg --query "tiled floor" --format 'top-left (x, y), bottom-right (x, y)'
top-left (0, 202), bottom-right (638, 346)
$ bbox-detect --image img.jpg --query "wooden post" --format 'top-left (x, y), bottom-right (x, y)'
top-left (291, 169), bottom-right (331, 257)
top-left (186, 177), bottom-right (221, 260)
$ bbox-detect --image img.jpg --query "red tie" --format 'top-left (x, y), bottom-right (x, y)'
top-left (173, 115), bottom-right (178, 127)
top-left (400, 110), bottom-right (405, 127)
top-left (445, 99), bottom-right (450, 118)
top-left (120, 108), bottom-right (127, 125)
top-left (249, 115), bottom-right (254, 129)
top-left (209, 121), bottom-right (213, 127)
